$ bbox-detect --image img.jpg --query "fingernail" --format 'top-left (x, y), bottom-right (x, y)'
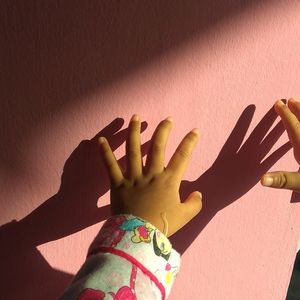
top-left (289, 97), bottom-right (297, 104)
top-left (131, 114), bottom-right (139, 121)
top-left (262, 176), bottom-right (273, 187)
top-left (275, 100), bottom-right (285, 107)
top-left (98, 137), bottom-right (106, 144)
top-left (191, 128), bottom-right (200, 135)
top-left (165, 116), bottom-right (174, 123)
top-left (198, 192), bottom-right (202, 199)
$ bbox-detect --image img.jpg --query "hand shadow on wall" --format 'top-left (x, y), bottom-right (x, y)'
top-left (0, 118), bottom-right (150, 300)
top-left (0, 104), bottom-right (293, 299)
top-left (1, 0), bottom-right (265, 176)
top-left (170, 103), bottom-right (293, 253)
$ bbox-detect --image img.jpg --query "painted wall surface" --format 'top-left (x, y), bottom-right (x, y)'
top-left (1, 1), bottom-right (300, 299)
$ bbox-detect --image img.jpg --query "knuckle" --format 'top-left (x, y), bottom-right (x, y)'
top-left (149, 175), bottom-right (157, 184)
top-left (294, 122), bottom-right (300, 130)
top-left (115, 181), bottom-right (126, 189)
top-left (178, 148), bottom-right (190, 159)
top-left (152, 143), bottom-right (163, 154)
top-left (106, 160), bottom-right (114, 168)
top-left (128, 149), bottom-right (139, 158)
top-left (275, 173), bottom-right (287, 188)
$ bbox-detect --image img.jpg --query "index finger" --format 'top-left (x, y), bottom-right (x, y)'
top-left (98, 137), bottom-right (124, 186)
top-left (166, 128), bottom-right (200, 179)
top-left (274, 100), bottom-right (300, 150)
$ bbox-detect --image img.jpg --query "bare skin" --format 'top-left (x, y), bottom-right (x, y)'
top-left (261, 97), bottom-right (300, 191)
top-left (98, 115), bottom-right (202, 237)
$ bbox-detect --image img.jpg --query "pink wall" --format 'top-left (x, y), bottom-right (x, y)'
top-left (1, 1), bottom-right (300, 299)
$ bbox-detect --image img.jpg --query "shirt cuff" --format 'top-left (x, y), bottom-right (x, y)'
top-left (87, 214), bottom-right (181, 299)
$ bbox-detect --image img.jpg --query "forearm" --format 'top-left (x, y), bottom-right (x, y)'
top-left (59, 214), bottom-right (181, 300)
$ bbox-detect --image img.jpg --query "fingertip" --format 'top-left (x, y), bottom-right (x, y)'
top-left (191, 128), bottom-right (200, 136)
top-left (274, 100), bottom-right (288, 117)
top-left (98, 136), bottom-right (107, 144)
top-left (165, 116), bottom-right (174, 123)
top-left (197, 191), bottom-right (202, 200)
top-left (276, 99), bottom-right (286, 105)
top-left (187, 191), bottom-right (203, 214)
top-left (131, 114), bottom-right (139, 122)
top-left (197, 192), bottom-right (203, 212)
top-left (288, 97), bottom-right (297, 104)
top-left (275, 99), bottom-right (285, 109)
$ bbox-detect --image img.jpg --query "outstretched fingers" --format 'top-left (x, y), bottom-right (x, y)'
top-left (145, 117), bottom-right (173, 175)
top-left (166, 128), bottom-right (200, 180)
top-left (98, 137), bottom-right (124, 186)
top-left (126, 115), bottom-right (142, 179)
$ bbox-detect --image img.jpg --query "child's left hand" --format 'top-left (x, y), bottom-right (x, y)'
top-left (98, 115), bottom-right (202, 237)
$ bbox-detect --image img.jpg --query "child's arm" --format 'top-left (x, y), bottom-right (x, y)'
top-left (59, 214), bottom-right (180, 299)
top-left (59, 115), bottom-right (202, 299)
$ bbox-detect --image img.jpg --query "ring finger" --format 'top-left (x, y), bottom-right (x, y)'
top-left (144, 117), bottom-right (173, 176)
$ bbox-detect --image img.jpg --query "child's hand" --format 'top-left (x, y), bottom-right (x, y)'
top-left (98, 115), bottom-right (202, 237)
top-left (261, 98), bottom-right (300, 192)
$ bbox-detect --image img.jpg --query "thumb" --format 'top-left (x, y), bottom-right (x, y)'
top-left (261, 171), bottom-right (300, 192)
top-left (183, 191), bottom-right (203, 219)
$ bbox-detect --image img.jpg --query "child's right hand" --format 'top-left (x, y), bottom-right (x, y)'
top-left (261, 98), bottom-right (300, 192)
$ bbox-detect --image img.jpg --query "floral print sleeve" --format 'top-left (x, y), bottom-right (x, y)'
top-left (59, 215), bottom-right (181, 300)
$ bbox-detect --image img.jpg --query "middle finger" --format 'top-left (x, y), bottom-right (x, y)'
top-left (126, 114), bottom-right (142, 179)
top-left (144, 117), bottom-right (173, 176)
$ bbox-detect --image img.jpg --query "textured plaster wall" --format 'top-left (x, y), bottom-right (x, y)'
top-left (1, 1), bottom-right (300, 299)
